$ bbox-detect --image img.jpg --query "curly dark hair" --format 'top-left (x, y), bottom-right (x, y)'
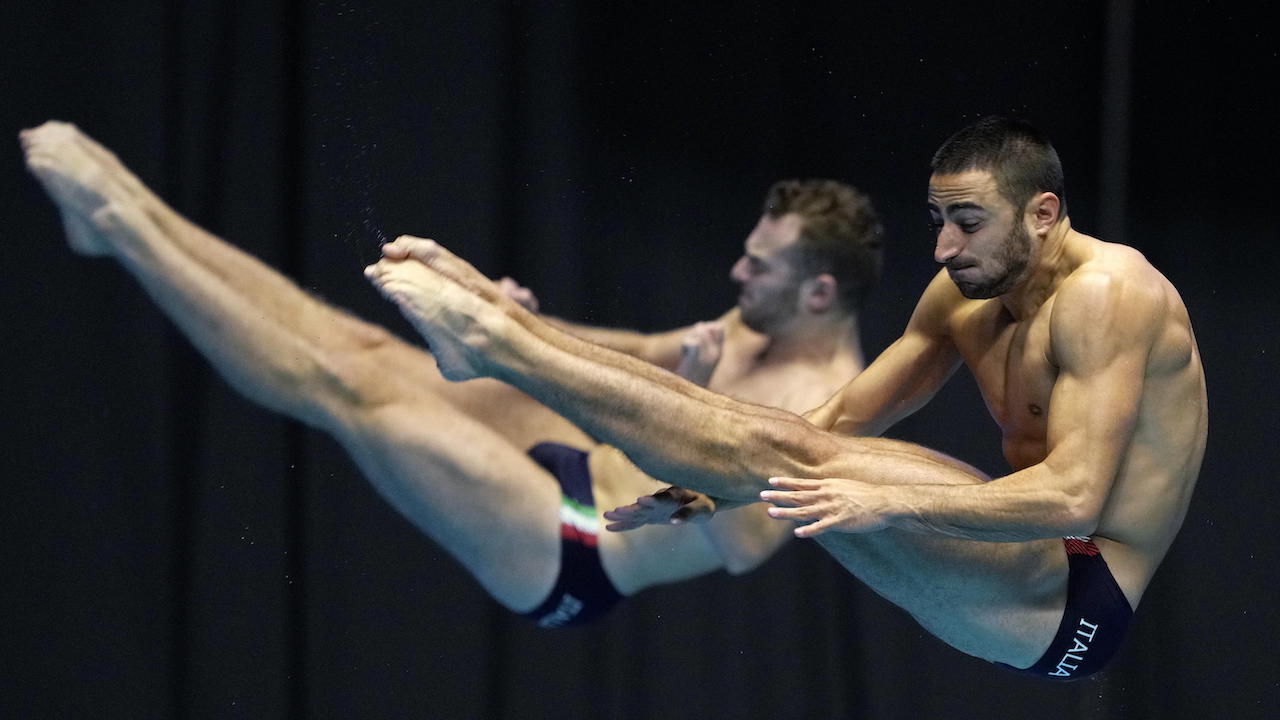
top-left (761, 179), bottom-right (884, 312)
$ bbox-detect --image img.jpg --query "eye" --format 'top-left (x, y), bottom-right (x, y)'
top-left (959, 222), bottom-right (981, 234)
top-left (927, 220), bottom-right (943, 235)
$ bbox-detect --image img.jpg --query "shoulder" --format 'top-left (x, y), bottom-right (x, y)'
top-left (1050, 241), bottom-right (1168, 366)
top-left (910, 269), bottom-right (973, 336)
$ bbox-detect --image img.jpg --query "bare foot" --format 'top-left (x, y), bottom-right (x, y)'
top-left (364, 240), bottom-right (510, 381)
top-left (20, 121), bottom-right (147, 256)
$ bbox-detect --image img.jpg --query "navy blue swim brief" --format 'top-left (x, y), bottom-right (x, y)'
top-left (519, 442), bottom-right (624, 628)
top-left (1001, 537), bottom-right (1134, 681)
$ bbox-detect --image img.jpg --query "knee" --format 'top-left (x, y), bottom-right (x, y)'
top-left (307, 331), bottom-right (410, 419)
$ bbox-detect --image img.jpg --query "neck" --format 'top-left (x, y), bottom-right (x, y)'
top-left (760, 311), bottom-right (866, 370)
top-left (1001, 218), bottom-right (1081, 320)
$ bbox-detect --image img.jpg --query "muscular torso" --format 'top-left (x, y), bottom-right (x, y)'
top-left (946, 241), bottom-right (1207, 599)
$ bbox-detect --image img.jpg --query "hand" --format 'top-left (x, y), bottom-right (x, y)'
top-left (675, 321), bottom-right (725, 386)
top-left (365, 236), bottom-right (525, 381)
top-left (760, 476), bottom-right (891, 538)
top-left (496, 276), bottom-right (540, 313)
top-left (603, 486), bottom-right (717, 532)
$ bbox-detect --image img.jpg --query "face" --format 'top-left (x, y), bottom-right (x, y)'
top-left (927, 170), bottom-right (1033, 299)
top-left (729, 213), bottom-right (806, 333)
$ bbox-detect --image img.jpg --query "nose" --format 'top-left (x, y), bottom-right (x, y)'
top-left (934, 224), bottom-right (964, 265)
top-left (729, 256), bottom-right (748, 283)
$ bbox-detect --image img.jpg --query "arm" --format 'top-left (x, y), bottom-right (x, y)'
top-left (803, 270), bottom-right (964, 436)
top-left (606, 276), bottom-right (967, 529)
top-left (767, 269), bottom-right (1161, 541)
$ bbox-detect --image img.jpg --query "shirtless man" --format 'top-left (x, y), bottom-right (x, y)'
top-left (20, 121), bottom-right (884, 627)
top-left (360, 116), bottom-right (1207, 679)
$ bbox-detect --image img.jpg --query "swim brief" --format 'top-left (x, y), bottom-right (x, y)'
top-left (1001, 537), bottom-right (1134, 681)
top-left (519, 442), bottom-right (624, 628)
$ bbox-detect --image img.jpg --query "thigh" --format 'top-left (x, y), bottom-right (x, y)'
top-left (364, 333), bottom-right (596, 451)
top-left (817, 531), bottom-right (1068, 666)
top-left (331, 390), bottom-right (570, 613)
top-left (430, 377), bottom-right (597, 451)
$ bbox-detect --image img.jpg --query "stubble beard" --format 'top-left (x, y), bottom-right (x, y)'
top-left (738, 283), bottom-right (801, 335)
top-left (952, 223), bottom-right (1033, 300)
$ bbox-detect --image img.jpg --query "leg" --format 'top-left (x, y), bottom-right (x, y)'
top-left (331, 381), bottom-right (568, 611)
top-left (19, 122), bottom-right (577, 610)
top-left (782, 457), bottom-right (1067, 667)
top-left (816, 530), bottom-right (1067, 667)
top-left (22, 122), bottom-right (594, 450)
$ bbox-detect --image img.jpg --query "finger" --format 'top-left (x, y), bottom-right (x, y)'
top-left (759, 489), bottom-right (820, 507)
top-left (605, 520), bottom-right (642, 533)
top-left (793, 515), bottom-right (840, 538)
top-left (765, 504), bottom-right (823, 522)
top-left (768, 476), bottom-right (824, 491)
top-left (602, 505), bottom-right (640, 521)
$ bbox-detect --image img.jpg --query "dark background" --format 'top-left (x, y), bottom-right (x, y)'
top-left (2, 1), bottom-right (1276, 718)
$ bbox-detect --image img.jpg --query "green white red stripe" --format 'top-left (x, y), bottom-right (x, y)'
top-left (559, 495), bottom-right (599, 547)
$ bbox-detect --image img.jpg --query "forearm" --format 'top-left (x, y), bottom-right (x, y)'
top-left (489, 319), bottom-right (834, 501)
top-left (832, 443), bottom-right (1087, 541)
top-left (885, 466), bottom-right (1091, 541)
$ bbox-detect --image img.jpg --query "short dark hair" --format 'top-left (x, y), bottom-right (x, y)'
top-left (761, 179), bottom-right (884, 312)
top-left (930, 116), bottom-right (1068, 218)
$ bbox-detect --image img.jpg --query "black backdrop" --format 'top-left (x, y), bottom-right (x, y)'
top-left (2, 2), bottom-right (1276, 718)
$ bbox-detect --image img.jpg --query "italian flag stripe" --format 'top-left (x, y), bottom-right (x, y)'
top-left (559, 495), bottom-right (598, 535)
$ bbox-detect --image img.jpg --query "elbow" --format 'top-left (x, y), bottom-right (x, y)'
top-left (1058, 487), bottom-right (1103, 537)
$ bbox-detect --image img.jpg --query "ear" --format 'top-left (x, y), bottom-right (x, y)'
top-left (802, 273), bottom-right (838, 313)
top-left (1027, 191), bottom-right (1061, 236)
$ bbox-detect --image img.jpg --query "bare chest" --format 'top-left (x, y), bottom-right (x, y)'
top-left (709, 356), bottom-right (844, 416)
top-left (954, 303), bottom-right (1058, 466)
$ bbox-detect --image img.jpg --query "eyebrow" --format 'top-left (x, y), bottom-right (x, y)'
top-left (928, 200), bottom-right (987, 214)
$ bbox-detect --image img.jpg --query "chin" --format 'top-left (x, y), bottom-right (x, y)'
top-left (953, 274), bottom-right (1012, 299)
